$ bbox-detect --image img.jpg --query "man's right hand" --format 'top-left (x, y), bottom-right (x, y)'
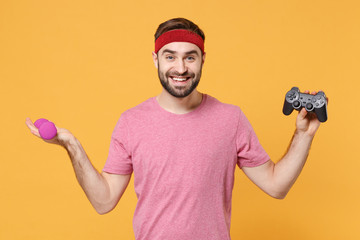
top-left (25, 118), bottom-right (74, 147)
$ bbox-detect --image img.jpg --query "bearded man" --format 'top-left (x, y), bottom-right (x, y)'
top-left (26, 18), bottom-right (323, 240)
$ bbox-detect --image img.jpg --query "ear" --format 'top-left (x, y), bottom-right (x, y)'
top-left (201, 52), bottom-right (206, 65)
top-left (152, 51), bottom-right (158, 69)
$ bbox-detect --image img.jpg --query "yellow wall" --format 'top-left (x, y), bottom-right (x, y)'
top-left (1, 0), bottom-right (359, 239)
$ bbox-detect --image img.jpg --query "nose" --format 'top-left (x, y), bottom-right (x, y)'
top-left (174, 59), bottom-right (187, 75)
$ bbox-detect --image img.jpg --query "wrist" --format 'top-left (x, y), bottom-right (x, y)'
top-left (294, 129), bottom-right (314, 142)
top-left (62, 136), bottom-right (86, 162)
top-left (61, 135), bottom-right (78, 150)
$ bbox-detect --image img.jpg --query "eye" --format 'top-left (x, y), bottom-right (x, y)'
top-left (166, 55), bottom-right (174, 60)
top-left (186, 56), bottom-right (195, 61)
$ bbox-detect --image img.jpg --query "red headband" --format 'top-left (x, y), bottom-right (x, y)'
top-left (155, 29), bottom-right (204, 54)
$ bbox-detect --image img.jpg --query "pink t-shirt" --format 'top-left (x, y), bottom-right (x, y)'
top-left (103, 94), bottom-right (269, 240)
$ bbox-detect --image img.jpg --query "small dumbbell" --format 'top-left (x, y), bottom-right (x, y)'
top-left (34, 118), bottom-right (57, 140)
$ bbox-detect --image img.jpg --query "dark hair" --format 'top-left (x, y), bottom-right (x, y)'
top-left (154, 18), bottom-right (205, 41)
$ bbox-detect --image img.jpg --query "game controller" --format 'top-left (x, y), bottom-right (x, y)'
top-left (34, 118), bottom-right (57, 140)
top-left (283, 87), bottom-right (328, 122)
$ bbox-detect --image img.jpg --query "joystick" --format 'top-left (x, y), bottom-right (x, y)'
top-left (283, 87), bottom-right (328, 122)
top-left (34, 118), bottom-right (57, 140)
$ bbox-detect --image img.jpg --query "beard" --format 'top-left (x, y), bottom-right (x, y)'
top-left (158, 63), bottom-right (202, 98)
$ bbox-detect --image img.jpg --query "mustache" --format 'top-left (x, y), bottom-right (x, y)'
top-left (166, 70), bottom-right (195, 78)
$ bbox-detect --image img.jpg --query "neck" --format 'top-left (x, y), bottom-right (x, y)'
top-left (156, 89), bottom-right (203, 114)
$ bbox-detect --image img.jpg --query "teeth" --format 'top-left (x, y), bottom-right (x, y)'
top-left (172, 77), bottom-right (187, 81)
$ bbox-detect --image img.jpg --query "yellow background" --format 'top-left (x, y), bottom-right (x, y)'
top-left (1, 0), bottom-right (359, 239)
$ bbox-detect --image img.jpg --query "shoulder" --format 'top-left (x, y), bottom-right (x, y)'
top-left (205, 94), bottom-right (243, 117)
top-left (120, 97), bottom-right (156, 120)
top-left (110, 97), bottom-right (157, 132)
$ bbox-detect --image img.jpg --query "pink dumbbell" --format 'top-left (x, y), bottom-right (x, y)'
top-left (34, 118), bottom-right (57, 140)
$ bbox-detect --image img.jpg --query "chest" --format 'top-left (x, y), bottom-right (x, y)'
top-left (129, 117), bottom-right (238, 187)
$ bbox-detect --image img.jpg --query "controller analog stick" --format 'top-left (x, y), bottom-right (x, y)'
top-left (306, 103), bottom-right (314, 111)
top-left (293, 100), bottom-right (301, 109)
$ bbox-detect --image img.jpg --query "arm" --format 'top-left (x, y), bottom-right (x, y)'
top-left (242, 91), bottom-right (322, 199)
top-left (26, 118), bottom-right (131, 214)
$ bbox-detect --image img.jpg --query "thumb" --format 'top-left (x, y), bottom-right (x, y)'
top-left (298, 108), bottom-right (308, 120)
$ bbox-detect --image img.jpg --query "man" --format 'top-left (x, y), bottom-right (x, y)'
top-left (26, 18), bottom-right (323, 240)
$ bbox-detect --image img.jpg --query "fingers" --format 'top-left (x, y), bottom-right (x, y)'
top-left (303, 89), bottom-right (329, 104)
top-left (303, 90), bottom-right (317, 95)
top-left (25, 118), bottom-right (41, 138)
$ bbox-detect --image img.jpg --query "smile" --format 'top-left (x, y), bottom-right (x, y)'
top-left (170, 76), bottom-right (191, 82)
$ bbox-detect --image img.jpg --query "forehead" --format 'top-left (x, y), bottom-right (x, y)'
top-left (158, 42), bottom-right (202, 55)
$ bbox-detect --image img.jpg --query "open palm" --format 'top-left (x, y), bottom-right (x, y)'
top-left (25, 118), bottom-right (73, 147)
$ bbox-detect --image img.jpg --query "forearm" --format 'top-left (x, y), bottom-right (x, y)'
top-left (242, 105), bottom-right (322, 199)
top-left (272, 130), bottom-right (315, 197)
top-left (63, 136), bottom-right (112, 213)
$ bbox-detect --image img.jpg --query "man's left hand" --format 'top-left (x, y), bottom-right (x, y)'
top-left (295, 90), bottom-right (327, 137)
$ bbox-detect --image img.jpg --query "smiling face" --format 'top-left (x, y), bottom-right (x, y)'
top-left (153, 42), bottom-right (205, 98)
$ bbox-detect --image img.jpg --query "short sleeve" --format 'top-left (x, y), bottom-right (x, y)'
top-left (236, 108), bottom-right (270, 168)
top-left (103, 114), bottom-right (133, 174)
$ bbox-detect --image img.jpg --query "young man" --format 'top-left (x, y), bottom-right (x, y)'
top-left (26, 18), bottom-right (322, 240)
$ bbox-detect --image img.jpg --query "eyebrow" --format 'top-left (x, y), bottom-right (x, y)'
top-left (161, 49), bottom-right (176, 55)
top-left (185, 50), bottom-right (200, 56)
top-left (161, 49), bottom-right (200, 56)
